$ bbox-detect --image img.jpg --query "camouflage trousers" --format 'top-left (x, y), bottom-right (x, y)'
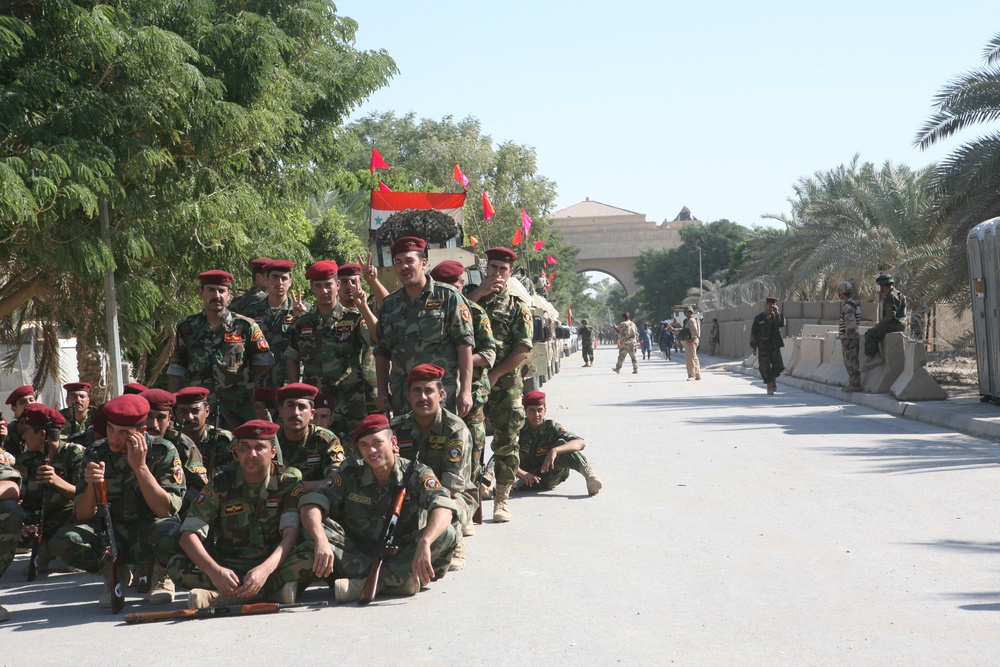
top-left (49, 517), bottom-right (182, 573)
top-left (486, 386), bottom-right (525, 485)
top-left (758, 345), bottom-right (784, 383)
top-left (0, 498), bottom-right (24, 579)
top-left (614, 343), bottom-right (638, 372)
top-left (167, 551), bottom-right (304, 597)
top-left (685, 339), bottom-right (701, 379)
top-left (284, 519), bottom-right (457, 588)
top-left (864, 321), bottom-right (905, 358)
top-left (463, 404), bottom-right (487, 483)
top-left (517, 451), bottom-right (589, 491)
top-left (843, 336), bottom-right (861, 386)
top-left (581, 343), bottom-right (593, 364)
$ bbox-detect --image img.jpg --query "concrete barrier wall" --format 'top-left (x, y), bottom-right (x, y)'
top-left (790, 337), bottom-right (824, 380)
top-left (891, 341), bottom-right (948, 400)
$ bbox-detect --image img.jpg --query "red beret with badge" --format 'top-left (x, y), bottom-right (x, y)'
top-left (266, 259), bottom-right (295, 274)
top-left (198, 270), bottom-right (234, 286)
top-left (276, 383), bottom-right (319, 404)
top-left (91, 404), bottom-right (108, 439)
top-left (522, 391), bottom-right (546, 406)
top-left (765, 295), bottom-right (779, 303)
top-left (250, 257), bottom-right (272, 272)
top-left (140, 389), bottom-right (176, 411)
top-left (337, 263), bottom-right (362, 278)
top-left (429, 260), bottom-right (465, 284)
top-left (233, 419), bottom-right (281, 440)
top-left (23, 403), bottom-right (66, 429)
top-left (406, 363), bottom-right (446, 384)
top-left (485, 247), bottom-right (518, 264)
top-left (305, 260), bottom-right (339, 281)
top-left (353, 413), bottom-right (390, 442)
top-left (174, 386), bottom-right (210, 405)
top-left (254, 387), bottom-right (278, 404)
top-left (5, 385), bottom-right (35, 406)
top-left (103, 395), bottom-right (150, 427)
top-left (123, 382), bottom-right (148, 395)
top-left (315, 393), bottom-right (334, 410)
top-left (64, 382), bottom-right (92, 393)
top-left (391, 236), bottom-right (427, 257)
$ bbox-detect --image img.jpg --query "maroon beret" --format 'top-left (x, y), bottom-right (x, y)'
top-left (315, 393), bottom-right (334, 410)
top-left (765, 295), bottom-right (779, 303)
top-left (174, 386), bottom-right (210, 405)
top-left (305, 260), bottom-right (338, 281)
top-left (353, 413), bottom-right (391, 443)
top-left (266, 259), bottom-right (295, 274)
top-left (430, 260), bottom-right (465, 284)
top-left (406, 363), bottom-right (446, 384)
top-left (337, 263), bottom-right (362, 278)
top-left (64, 382), bottom-right (92, 393)
top-left (276, 383), bottom-right (318, 403)
top-left (5, 385), bottom-right (35, 406)
top-left (140, 389), bottom-right (176, 412)
top-left (621, 312), bottom-right (629, 319)
top-left (250, 257), bottom-right (272, 272)
top-left (91, 404), bottom-right (108, 439)
top-left (522, 391), bottom-right (546, 406)
top-left (485, 247), bottom-right (518, 264)
top-left (103, 395), bottom-right (150, 427)
top-left (254, 387), bottom-right (278, 404)
top-left (232, 419), bottom-right (280, 440)
top-left (391, 236), bottom-right (427, 257)
top-left (198, 270), bottom-right (234, 286)
top-left (23, 403), bottom-right (66, 429)
top-left (123, 382), bottom-right (148, 395)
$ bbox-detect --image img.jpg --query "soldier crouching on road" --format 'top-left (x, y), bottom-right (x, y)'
top-left (514, 391), bottom-right (602, 496)
top-left (167, 420), bottom-right (305, 609)
top-left (296, 414), bottom-right (459, 603)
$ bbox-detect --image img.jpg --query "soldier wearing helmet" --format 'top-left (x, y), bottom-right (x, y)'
top-left (861, 274), bottom-right (907, 371)
top-left (837, 281), bottom-right (862, 392)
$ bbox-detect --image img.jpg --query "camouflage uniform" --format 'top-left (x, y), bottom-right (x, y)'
top-left (240, 295), bottom-right (304, 388)
top-left (0, 464), bottom-right (23, 580)
top-left (614, 320), bottom-right (639, 373)
top-left (750, 310), bottom-right (786, 384)
top-left (293, 456), bottom-right (458, 587)
top-left (167, 463), bottom-right (306, 596)
top-left (865, 287), bottom-right (907, 358)
top-left (840, 298), bottom-right (862, 387)
top-left (168, 309), bottom-right (275, 430)
top-left (579, 324), bottom-right (594, 365)
top-left (16, 441), bottom-right (85, 548)
top-left (229, 286), bottom-right (266, 316)
top-left (285, 304), bottom-right (371, 439)
top-left (393, 408), bottom-right (478, 527)
top-left (375, 279), bottom-right (475, 415)
top-left (517, 420), bottom-right (591, 490)
top-left (277, 424), bottom-right (346, 484)
top-left (163, 425), bottom-right (208, 514)
top-left (59, 408), bottom-right (91, 441)
top-left (3, 430), bottom-right (23, 460)
top-left (48, 436), bottom-right (185, 571)
top-left (461, 297), bottom-right (496, 482)
top-left (192, 425), bottom-right (235, 478)
top-left (478, 287), bottom-right (532, 485)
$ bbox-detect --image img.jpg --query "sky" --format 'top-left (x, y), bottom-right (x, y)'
top-left (339, 1), bottom-right (998, 229)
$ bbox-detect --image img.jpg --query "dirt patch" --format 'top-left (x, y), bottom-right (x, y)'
top-left (927, 353), bottom-right (979, 398)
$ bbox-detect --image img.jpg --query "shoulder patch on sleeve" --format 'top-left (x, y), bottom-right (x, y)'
top-left (459, 303), bottom-right (472, 322)
top-left (522, 309), bottom-right (531, 323)
top-left (173, 467), bottom-right (185, 484)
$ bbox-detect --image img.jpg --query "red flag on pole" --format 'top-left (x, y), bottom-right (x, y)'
top-left (512, 228), bottom-right (523, 246)
top-left (453, 164), bottom-right (470, 190)
top-left (370, 148), bottom-right (390, 173)
top-left (377, 180), bottom-right (392, 192)
top-left (481, 191), bottom-right (496, 221)
top-left (469, 236), bottom-right (479, 246)
top-left (567, 305), bottom-right (573, 326)
top-left (546, 254), bottom-right (558, 265)
top-left (533, 240), bottom-right (545, 252)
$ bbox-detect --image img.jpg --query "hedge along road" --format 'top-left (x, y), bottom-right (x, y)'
top-left (1, 346), bottom-right (998, 666)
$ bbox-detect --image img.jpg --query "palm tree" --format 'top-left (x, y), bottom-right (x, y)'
top-left (915, 32), bottom-right (1000, 302)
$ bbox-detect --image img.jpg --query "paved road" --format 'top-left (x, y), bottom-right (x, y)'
top-left (2, 347), bottom-right (999, 666)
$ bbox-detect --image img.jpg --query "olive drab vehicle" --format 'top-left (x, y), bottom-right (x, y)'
top-left (503, 277), bottom-right (563, 392)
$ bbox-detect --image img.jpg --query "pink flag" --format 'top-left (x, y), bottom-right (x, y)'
top-left (533, 240), bottom-right (545, 252)
top-left (370, 148), bottom-right (390, 173)
top-left (377, 180), bottom-right (392, 192)
top-left (481, 191), bottom-right (496, 221)
top-left (521, 208), bottom-right (533, 236)
top-left (453, 164), bottom-right (469, 190)
top-left (546, 254), bottom-right (558, 265)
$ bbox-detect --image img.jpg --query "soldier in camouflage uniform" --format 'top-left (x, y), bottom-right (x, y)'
top-left (0, 461), bottom-right (23, 622)
top-left (861, 274), bottom-right (907, 371)
top-left (167, 420), bottom-right (305, 608)
top-left (15, 404), bottom-right (85, 574)
top-left (274, 383), bottom-right (346, 492)
top-left (613, 312), bottom-right (639, 374)
top-left (141, 389), bottom-right (208, 514)
top-left (838, 281), bottom-right (862, 392)
top-left (375, 237), bottom-right (475, 418)
top-left (59, 382), bottom-right (92, 441)
top-left (297, 414), bottom-right (459, 603)
top-left (49, 395), bottom-right (185, 607)
top-left (468, 247), bottom-right (532, 523)
top-left (239, 259), bottom-right (309, 389)
top-left (750, 297), bottom-right (786, 395)
top-left (393, 364), bottom-right (477, 570)
top-left (429, 260), bottom-right (496, 498)
top-left (285, 261), bottom-right (378, 442)
top-left (254, 387), bottom-right (278, 421)
top-left (167, 270), bottom-right (274, 431)
top-left (578, 320), bottom-right (594, 367)
top-left (313, 393), bottom-right (334, 431)
top-left (515, 391), bottom-right (602, 495)
top-left (3, 385), bottom-right (36, 459)
top-left (229, 257), bottom-right (271, 315)
top-left (174, 386), bottom-right (236, 477)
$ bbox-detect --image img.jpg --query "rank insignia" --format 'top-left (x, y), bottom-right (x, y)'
top-left (425, 299), bottom-right (443, 309)
top-left (223, 502), bottom-right (246, 515)
top-left (284, 315), bottom-right (294, 324)
top-left (251, 330), bottom-right (265, 342)
top-left (225, 333), bottom-right (242, 343)
top-left (347, 492), bottom-right (372, 505)
top-left (292, 485), bottom-right (305, 496)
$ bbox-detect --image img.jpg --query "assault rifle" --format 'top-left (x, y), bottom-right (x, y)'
top-left (124, 600), bottom-right (327, 624)
top-left (27, 419), bottom-right (59, 581)
top-left (358, 451), bottom-right (419, 606)
top-left (206, 400), bottom-right (222, 478)
top-left (95, 474), bottom-right (124, 613)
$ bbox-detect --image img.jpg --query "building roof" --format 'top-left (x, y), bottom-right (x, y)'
top-left (551, 199), bottom-right (643, 219)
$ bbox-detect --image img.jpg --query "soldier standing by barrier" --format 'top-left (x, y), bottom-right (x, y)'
top-left (861, 274), bottom-right (907, 371)
top-left (750, 297), bottom-right (785, 395)
top-left (838, 282), bottom-right (862, 392)
top-left (612, 312), bottom-right (639, 374)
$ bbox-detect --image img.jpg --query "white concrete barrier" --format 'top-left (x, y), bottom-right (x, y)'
top-left (800, 324), bottom-right (836, 338)
top-left (783, 338), bottom-right (803, 375)
top-left (805, 332), bottom-right (835, 382)
top-left (780, 340), bottom-right (794, 368)
top-left (891, 341), bottom-right (947, 401)
top-left (861, 332), bottom-right (905, 393)
top-left (790, 337), bottom-right (823, 380)
top-left (811, 332), bottom-right (849, 385)
top-left (743, 352), bottom-right (757, 368)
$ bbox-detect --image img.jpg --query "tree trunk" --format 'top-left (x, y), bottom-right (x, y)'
top-left (74, 310), bottom-right (108, 403)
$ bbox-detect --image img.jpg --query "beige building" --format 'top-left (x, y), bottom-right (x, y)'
top-left (550, 199), bottom-right (700, 293)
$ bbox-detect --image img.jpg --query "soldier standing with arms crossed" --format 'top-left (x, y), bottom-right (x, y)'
top-left (467, 247), bottom-right (532, 523)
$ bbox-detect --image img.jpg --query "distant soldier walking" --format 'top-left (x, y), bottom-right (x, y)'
top-left (612, 312), bottom-right (639, 375)
top-left (861, 274), bottom-right (907, 371)
top-left (838, 282), bottom-right (862, 392)
top-left (750, 296), bottom-right (785, 395)
top-left (680, 307), bottom-right (701, 380)
top-left (578, 319), bottom-right (594, 367)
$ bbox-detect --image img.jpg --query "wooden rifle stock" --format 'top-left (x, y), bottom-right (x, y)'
top-left (94, 476), bottom-right (124, 614)
top-left (26, 443), bottom-right (51, 581)
top-left (124, 600), bottom-right (326, 624)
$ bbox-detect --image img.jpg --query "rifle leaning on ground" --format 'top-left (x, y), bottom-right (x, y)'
top-left (26, 423), bottom-right (54, 581)
top-left (124, 600), bottom-right (328, 624)
top-left (206, 399), bottom-right (222, 478)
top-left (94, 463), bottom-right (125, 614)
top-left (358, 450), bottom-right (419, 606)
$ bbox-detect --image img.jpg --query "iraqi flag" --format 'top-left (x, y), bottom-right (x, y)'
top-left (370, 191), bottom-right (467, 231)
